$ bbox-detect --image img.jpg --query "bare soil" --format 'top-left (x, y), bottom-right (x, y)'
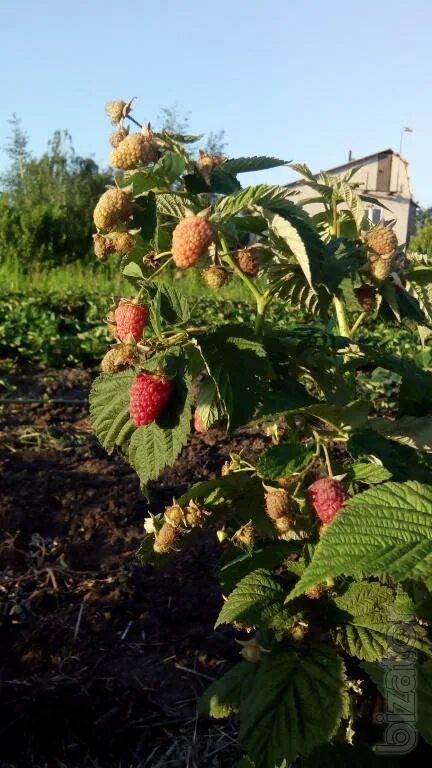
top-left (0, 369), bottom-right (269, 768)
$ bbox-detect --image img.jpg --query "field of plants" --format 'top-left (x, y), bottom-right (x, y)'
top-left (2, 99), bottom-right (432, 768)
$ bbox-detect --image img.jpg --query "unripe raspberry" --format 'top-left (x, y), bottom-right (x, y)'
top-left (184, 500), bottom-right (207, 528)
top-left (93, 234), bottom-right (114, 261)
top-left (194, 150), bottom-right (224, 185)
top-left (193, 409), bottom-right (205, 433)
top-left (94, 188), bottom-right (133, 231)
top-left (100, 343), bottom-right (138, 374)
top-left (106, 309), bottom-right (117, 339)
top-left (201, 265), bottom-right (229, 289)
top-left (105, 100), bottom-right (127, 124)
top-left (235, 248), bottom-right (260, 277)
top-left (265, 489), bottom-right (293, 520)
top-left (109, 231), bottom-right (136, 254)
top-left (354, 284), bottom-right (377, 311)
top-left (369, 253), bottom-right (394, 282)
top-left (114, 299), bottom-right (148, 342)
top-left (172, 216), bottom-right (213, 269)
top-left (273, 515), bottom-right (293, 534)
top-left (305, 584), bottom-right (326, 600)
top-left (109, 134), bottom-right (158, 170)
top-left (307, 478), bottom-right (347, 524)
top-left (233, 521), bottom-right (255, 548)
top-left (110, 127), bottom-right (129, 147)
top-left (237, 638), bottom-right (267, 663)
top-left (154, 522), bottom-right (182, 553)
top-left (130, 371), bottom-right (173, 426)
top-left (164, 503), bottom-right (185, 527)
top-left (366, 223), bottom-right (398, 256)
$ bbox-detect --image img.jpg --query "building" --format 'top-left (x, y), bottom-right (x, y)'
top-left (287, 149), bottom-right (416, 245)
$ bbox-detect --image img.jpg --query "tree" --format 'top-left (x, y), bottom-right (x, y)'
top-left (0, 118), bottom-right (110, 267)
top-left (409, 216), bottom-right (432, 257)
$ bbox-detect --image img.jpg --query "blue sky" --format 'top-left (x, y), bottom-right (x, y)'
top-left (1, 0), bottom-right (431, 204)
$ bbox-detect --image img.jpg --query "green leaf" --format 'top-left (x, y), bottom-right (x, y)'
top-left (240, 647), bottom-right (349, 766)
top-left (214, 184), bottom-right (297, 220)
top-left (155, 283), bottom-right (190, 326)
top-left (261, 207), bottom-right (320, 288)
top-left (122, 261), bottom-right (144, 279)
top-left (286, 481), bottom-right (432, 601)
top-left (156, 192), bottom-right (191, 219)
top-left (222, 156), bottom-right (288, 174)
top-left (153, 151), bottom-right (186, 183)
top-left (299, 400), bottom-right (370, 432)
top-left (348, 430), bottom-right (432, 483)
top-left (90, 372), bottom-right (134, 453)
top-left (215, 569), bottom-right (285, 628)
top-left (219, 542), bottom-right (301, 595)
top-left (128, 371), bottom-right (192, 488)
top-left (352, 462), bottom-right (392, 485)
top-left (364, 660), bottom-right (432, 746)
top-left (370, 415), bottom-right (432, 452)
top-left (90, 364), bottom-right (192, 489)
top-left (131, 171), bottom-right (165, 196)
top-left (198, 662), bottom-right (257, 719)
top-left (257, 443), bottom-right (311, 480)
top-left (192, 328), bottom-right (274, 430)
top-left (133, 192), bottom-right (157, 240)
top-left (196, 376), bottom-right (224, 429)
top-left (333, 581), bottom-right (431, 661)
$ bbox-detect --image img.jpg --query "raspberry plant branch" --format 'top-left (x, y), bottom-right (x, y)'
top-left (89, 98), bottom-right (432, 766)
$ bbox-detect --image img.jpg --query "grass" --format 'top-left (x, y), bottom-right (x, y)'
top-left (0, 254), bottom-right (253, 302)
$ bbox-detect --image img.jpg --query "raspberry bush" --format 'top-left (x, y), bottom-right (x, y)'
top-left (89, 99), bottom-right (432, 765)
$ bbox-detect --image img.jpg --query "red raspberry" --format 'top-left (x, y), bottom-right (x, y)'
top-left (307, 478), bottom-right (347, 524)
top-left (114, 299), bottom-right (148, 342)
top-left (172, 216), bottom-right (213, 269)
top-left (130, 372), bottom-right (173, 426)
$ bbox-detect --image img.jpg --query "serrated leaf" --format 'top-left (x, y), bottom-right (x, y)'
top-left (198, 662), bottom-right (257, 719)
top-left (153, 151), bottom-right (186, 183)
top-left (133, 192), bottom-right (157, 240)
top-left (370, 415), bottom-right (432, 452)
top-left (333, 581), bottom-right (431, 661)
top-left (156, 192), bottom-right (191, 219)
top-left (128, 374), bottom-right (192, 488)
top-left (222, 156), bottom-right (288, 174)
top-left (192, 329), bottom-right (274, 430)
top-left (352, 462), bottom-right (392, 484)
top-left (215, 569), bottom-right (285, 628)
top-left (157, 283), bottom-right (190, 325)
top-left (364, 660), bottom-right (432, 746)
top-left (196, 377), bottom-right (224, 429)
top-left (219, 542), bottom-right (301, 595)
top-left (240, 647), bottom-right (349, 767)
top-left (286, 481), bottom-right (432, 601)
top-left (348, 430), bottom-right (432, 483)
top-left (298, 399), bottom-right (370, 432)
top-left (122, 261), bottom-right (144, 279)
top-left (257, 443), bottom-right (311, 480)
top-left (214, 184), bottom-right (298, 220)
top-left (261, 207), bottom-right (318, 288)
top-left (90, 372), bottom-right (134, 453)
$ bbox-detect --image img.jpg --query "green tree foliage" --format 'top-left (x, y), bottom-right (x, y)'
top-left (410, 215), bottom-right (432, 257)
top-left (0, 116), bottom-right (110, 267)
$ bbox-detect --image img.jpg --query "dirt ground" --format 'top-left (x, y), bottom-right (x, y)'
top-left (0, 369), bottom-right (270, 768)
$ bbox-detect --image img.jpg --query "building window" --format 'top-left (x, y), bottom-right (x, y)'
top-left (367, 207), bottom-right (382, 225)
